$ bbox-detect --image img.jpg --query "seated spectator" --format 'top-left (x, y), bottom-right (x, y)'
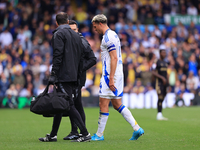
top-left (39, 40), bottom-right (52, 59)
top-left (124, 82), bottom-right (133, 94)
top-left (166, 33), bottom-right (177, 52)
top-left (127, 63), bottom-right (135, 86)
top-left (187, 3), bottom-right (198, 15)
top-left (12, 61), bottom-right (25, 88)
top-left (96, 4), bottom-right (108, 16)
top-left (194, 29), bottom-right (199, 41)
top-left (139, 57), bottom-right (152, 86)
top-left (21, 54), bottom-right (29, 71)
top-left (43, 52), bottom-right (52, 64)
top-left (23, 25), bottom-right (32, 40)
top-left (177, 68), bottom-right (184, 81)
top-left (162, 0), bottom-right (171, 14)
top-left (182, 42), bottom-right (192, 61)
top-left (2, 84), bottom-right (18, 108)
top-left (75, 7), bottom-right (88, 24)
top-left (144, 82), bottom-right (154, 94)
top-left (174, 80), bottom-right (181, 94)
top-left (174, 83), bottom-right (189, 107)
top-left (31, 55), bottom-right (42, 76)
top-left (132, 80), bottom-right (145, 94)
top-left (33, 74), bottom-right (43, 95)
top-left (3, 63), bottom-right (12, 80)
top-left (144, 12), bottom-right (154, 25)
top-left (130, 38), bottom-right (139, 52)
top-left (149, 32), bottom-right (157, 48)
top-left (31, 38), bottom-right (40, 54)
top-left (0, 27), bottom-right (13, 48)
top-left (188, 54), bottom-right (198, 76)
top-left (22, 37), bottom-right (32, 54)
top-left (0, 73), bottom-right (10, 97)
top-left (120, 34), bottom-right (130, 47)
top-left (177, 31), bottom-right (186, 43)
top-left (36, 84), bottom-right (45, 96)
top-left (176, 22), bottom-right (188, 39)
top-left (154, 25), bottom-right (161, 37)
top-left (154, 11), bottom-right (164, 24)
top-left (168, 60), bottom-right (177, 92)
top-left (186, 71), bottom-right (199, 91)
top-left (142, 35), bottom-right (151, 48)
top-left (188, 21), bottom-right (196, 34)
top-left (19, 83), bottom-right (33, 97)
top-left (17, 27), bottom-right (26, 46)
top-left (0, 48), bottom-right (8, 68)
top-left (24, 73), bottom-right (33, 88)
top-left (12, 59), bottom-right (23, 73)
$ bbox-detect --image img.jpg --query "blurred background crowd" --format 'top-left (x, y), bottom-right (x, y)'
top-left (1, 0), bottom-right (200, 108)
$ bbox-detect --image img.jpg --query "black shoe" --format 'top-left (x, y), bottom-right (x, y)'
top-left (63, 132), bottom-right (79, 140)
top-left (71, 133), bottom-right (91, 142)
top-left (39, 134), bottom-right (57, 142)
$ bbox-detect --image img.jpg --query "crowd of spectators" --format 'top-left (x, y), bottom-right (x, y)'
top-left (1, 0), bottom-right (200, 107)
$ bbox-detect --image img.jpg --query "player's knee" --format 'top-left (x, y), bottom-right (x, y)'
top-left (99, 102), bottom-right (107, 109)
top-left (113, 105), bottom-right (118, 110)
top-left (99, 105), bottom-right (109, 112)
top-left (111, 100), bottom-right (122, 110)
top-left (112, 103), bottom-right (120, 110)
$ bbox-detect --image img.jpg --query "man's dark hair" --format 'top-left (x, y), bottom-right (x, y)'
top-left (69, 20), bottom-right (78, 27)
top-left (56, 12), bottom-right (69, 25)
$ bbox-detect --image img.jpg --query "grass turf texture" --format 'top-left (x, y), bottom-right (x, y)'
top-left (0, 107), bottom-right (200, 150)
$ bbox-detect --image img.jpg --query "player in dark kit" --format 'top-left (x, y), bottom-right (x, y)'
top-left (152, 45), bottom-right (168, 120)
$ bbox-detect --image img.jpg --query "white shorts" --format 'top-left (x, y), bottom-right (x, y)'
top-left (100, 95), bottom-right (122, 99)
top-left (99, 75), bottom-right (124, 99)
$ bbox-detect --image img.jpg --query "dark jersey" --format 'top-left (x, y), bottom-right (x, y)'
top-left (155, 59), bottom-right (168, 83)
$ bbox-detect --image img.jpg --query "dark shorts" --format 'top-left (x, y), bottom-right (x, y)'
top-left (156, 82), bottom-right (167, 99)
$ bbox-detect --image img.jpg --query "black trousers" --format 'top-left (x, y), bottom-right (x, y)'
top-left (69, 86), bottom-right (86, 133)
top-left (50, 82), bottom-right (88, 137)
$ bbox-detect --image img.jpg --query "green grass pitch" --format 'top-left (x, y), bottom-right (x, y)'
top-left (0, 107), bottom-right (200, 150)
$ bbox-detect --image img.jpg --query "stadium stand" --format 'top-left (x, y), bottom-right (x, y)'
top-left (0, 0), bottom-right (200, 108)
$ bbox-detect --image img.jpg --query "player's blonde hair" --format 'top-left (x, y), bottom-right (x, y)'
top-left (92, 14), bottom-right (107, 24)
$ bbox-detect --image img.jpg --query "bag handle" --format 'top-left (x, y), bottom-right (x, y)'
top-left (41, 82), bottom-right (57, 96)
top-left (58, 83), bottom-right (69, 97)
top-left (41, 82), bottom-right (69, 97)
top-left (41, 83), bottom-right (51, 96)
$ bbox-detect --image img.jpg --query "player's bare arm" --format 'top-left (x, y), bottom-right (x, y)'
top-left (109, 50), bottom-right (118, 91)
top-left (152, 70), bottom-right (167, 85)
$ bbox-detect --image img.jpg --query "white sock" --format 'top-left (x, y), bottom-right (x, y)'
top-left (96, 112), bottom-right (109, 137)
top-left (157, 112), bottom-right (162, 118)
top-left (118, 104), bottom-right (140, 131)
